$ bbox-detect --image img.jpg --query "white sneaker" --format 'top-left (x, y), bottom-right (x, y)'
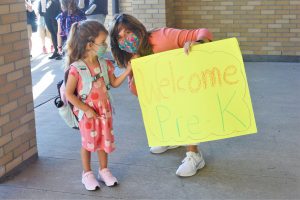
top-left (176, 151), bottom-right (205, 177)
top-left (150, 146), bottom-right (180, 154)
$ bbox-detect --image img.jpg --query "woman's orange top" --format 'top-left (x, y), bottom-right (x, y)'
top-left (128, 27), bottom-right (213, 96)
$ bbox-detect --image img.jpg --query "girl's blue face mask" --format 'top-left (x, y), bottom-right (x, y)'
top-left (94, 42), bottom-right (107, 58)
top-left (118, 33), bottom-right (140, 54)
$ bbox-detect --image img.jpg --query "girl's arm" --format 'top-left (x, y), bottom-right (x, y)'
top-left (65, 73), bottom-right (97, 118)
top-left (109, 62), bottom-right (132, 88)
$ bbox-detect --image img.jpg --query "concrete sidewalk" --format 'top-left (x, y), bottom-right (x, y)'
top-left (0, 53), bottom-right (299, 199)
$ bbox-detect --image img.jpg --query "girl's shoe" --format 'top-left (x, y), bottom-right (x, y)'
top-left (98, 168), bottom-right (118, 187)
top-left (82, 171), bottom-right (100, 191)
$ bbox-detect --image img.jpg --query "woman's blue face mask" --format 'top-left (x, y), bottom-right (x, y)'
top-left (118, 33), bottom-right (140, 54)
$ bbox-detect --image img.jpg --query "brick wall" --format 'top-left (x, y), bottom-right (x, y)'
top-left (107, 0), bottom-right (168, 30)
top-left (0, 0), bottom-right (37, 181)
top-left (105, 0), bottom-right (299, 57)
top-left (173, 0), bottom-right (300, 56)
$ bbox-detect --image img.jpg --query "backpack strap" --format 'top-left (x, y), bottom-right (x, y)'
top-left (98, 58), bottom-right (114, 112)
top-left (71, 60), bottom-right (93, 121)
top-left (70, 59), bottom-right (114, 120)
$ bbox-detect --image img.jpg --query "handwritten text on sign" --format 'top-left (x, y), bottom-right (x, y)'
top-left (131, 38), bottom-right (257, 147)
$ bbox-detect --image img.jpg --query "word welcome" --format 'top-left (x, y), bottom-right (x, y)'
top-left (136, 64), bottom-right (239, 105)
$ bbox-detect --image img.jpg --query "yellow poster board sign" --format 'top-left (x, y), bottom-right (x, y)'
top-left (131, 38), bottom-right (257, 147)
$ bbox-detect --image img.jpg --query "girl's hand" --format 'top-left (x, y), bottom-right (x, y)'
top-left (84, 107), bottom-right (98, 119)
top-left (183, 41), bottom-right (198, 55)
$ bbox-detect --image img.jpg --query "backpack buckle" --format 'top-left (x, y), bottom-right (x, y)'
top-left (81, 94), bottom-right (87, 101)
top-left (93, 73), bottom-right (102, 82)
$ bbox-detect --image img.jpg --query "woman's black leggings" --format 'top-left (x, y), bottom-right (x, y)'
top-left (45, 17), bottom-right (58, 53)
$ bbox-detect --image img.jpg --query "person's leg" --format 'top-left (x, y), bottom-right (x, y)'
top-left (50, 18), bottom-right (58, 52)
top-left (81, 147), bottom-right (91, 172)
top-left (39, 25), bottom-right (47, 53)
top-left (176, 144), bottom-right (205, 177)
top-left (45, 17), bottom-right (59, 58)
top-left (97, 150), bottom-right (108, 170)
top-left (27, 24), bottom-right (32, 56)
top-left (186, 145), bottom-right (198, 153)
top-left (45, 28), bottom-right (53, 53)
top-left (97, 150), bottom-right (118, 186)
top-left (81, 147), bottom-right (100, 190)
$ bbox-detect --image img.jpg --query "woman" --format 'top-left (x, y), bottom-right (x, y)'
top-left (109, 13), bottom-right (213, 177)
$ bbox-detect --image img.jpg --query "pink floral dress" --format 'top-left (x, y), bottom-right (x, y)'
top-left (69, 60), bottom-right (115, 153)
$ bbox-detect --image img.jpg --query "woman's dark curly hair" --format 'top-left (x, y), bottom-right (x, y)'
top-left (109, 13), bottom-right (153, 68)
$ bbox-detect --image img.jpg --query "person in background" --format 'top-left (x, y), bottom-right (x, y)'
top-left (36, 0), bottom-right (53, 54)
top-left (56, 0), bottom-right (86, 59)
top-left (78, 0), bottom-right (107, 24)
top-left (44, 0), bottom-right (61, 59)
top-left (25, 0), bottom-right (36, 57)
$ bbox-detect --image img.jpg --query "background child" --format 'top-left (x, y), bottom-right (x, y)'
top-left (65, 20), bottom-right (132, 191)
top-left (56, 0), bottom-right (86, 59)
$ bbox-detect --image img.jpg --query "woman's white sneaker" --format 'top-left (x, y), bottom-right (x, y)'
top-left (150, 146), bottom-right (180, 154)
top-left (176, 151), bottom-right (205, 177)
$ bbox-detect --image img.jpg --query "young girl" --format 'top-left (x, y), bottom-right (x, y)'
top-left (109, 13), bottom-right (213, 177)
top-left (65, 20), bottom-right (132, 191)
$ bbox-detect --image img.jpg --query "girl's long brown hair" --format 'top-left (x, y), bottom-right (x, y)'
top-left (109, 13), bottom-right (153, 68)
top-left (65, 20), bottom-right (108, 70)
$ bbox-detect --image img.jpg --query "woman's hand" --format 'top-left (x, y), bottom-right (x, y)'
top-left (84, 107), bottom-right (98, 119)
top-left (184, 38), bottom-right (209, 55)
top-left (183, 41), bottom-right (198, 55)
